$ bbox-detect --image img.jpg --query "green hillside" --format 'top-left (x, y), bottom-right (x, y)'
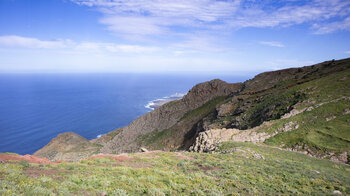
top-left (264, 68), bottom-right (350, 154)
top-left (1, 142), bottom-right (349, 195)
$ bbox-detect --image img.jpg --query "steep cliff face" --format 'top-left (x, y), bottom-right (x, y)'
top-left (98, 79), bottom-right (242, 153)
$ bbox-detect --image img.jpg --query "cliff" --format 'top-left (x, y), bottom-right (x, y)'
top-left (97, 79), bottom-right (242, 154)
top-left (34, 58), bottom-right (350, 163)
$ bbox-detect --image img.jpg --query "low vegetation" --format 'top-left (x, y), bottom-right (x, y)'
top-left (1, 142), bottom-right (349, 195)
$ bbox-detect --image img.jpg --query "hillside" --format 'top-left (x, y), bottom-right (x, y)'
top-left (1, 58), bottom-right (350, 195)
top-left (1, 142), bottom-right (350, 195)
top-left (32, 58), bottom-right (350, 163)
top-left (190, 58), bottom-right (350, 164)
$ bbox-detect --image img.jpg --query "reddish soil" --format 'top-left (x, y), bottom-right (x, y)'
top-left (24, 167), bottom-right (66, 180)
top-left (175, 152), bottom-right (195, 160)
top-left (113, 154), bottom-right (135, 162)
top-left (135, 151), bottom-right (163, 159)
top-left (90, 153), bottom-right (135, 162)
top-left (89, 153), bottom-right (153, 168)
top-left (0, 154), bottom-right (53, 164)
top-left (199, 166), bottom-right (221, 171)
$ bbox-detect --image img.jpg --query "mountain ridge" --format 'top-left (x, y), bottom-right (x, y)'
top-left (33, 58), bottom-right (350, 164)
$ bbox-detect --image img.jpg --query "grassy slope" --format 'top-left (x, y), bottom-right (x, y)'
top-left (1, 142), bottom-right (349, 195)
top-left (260, 68), bottom-right (350, 155)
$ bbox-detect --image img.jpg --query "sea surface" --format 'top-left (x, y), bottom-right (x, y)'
top-left (0, 73), bottom-right (250, 155)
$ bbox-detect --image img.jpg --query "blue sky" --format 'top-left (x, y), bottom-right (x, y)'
top-left (0, 0), bottom-right (350, 74)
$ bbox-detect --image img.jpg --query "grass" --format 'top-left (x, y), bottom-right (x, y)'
top-left (0, 153), bottom-right (20, 156)
top-left (242, 89), bottom-right (305, 128)
top-left (260, 69), bottom-right (350, 155)
top-left (1, 142), bottom-right (349, 195)
top-left (180, 96), bottom-right (227, 122)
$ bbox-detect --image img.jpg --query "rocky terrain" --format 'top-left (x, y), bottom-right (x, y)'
top-left (33, 58), bottom-right (350, 164)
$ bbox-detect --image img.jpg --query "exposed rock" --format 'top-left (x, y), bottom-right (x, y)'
top-left (253, 153), bottom-right (265, 160)
top-left (281, 96), bottom-right (350, 120)
top-left (330, 152), bottom-right (349, 164)
top-left (140, 147), bottom-right (149, 152)
top-left (189, 128), bottom-right (238, 153)
top-left (217, 102), bottom-right (233, 117)
top-left (326, 115), bottom-right (336, 121)
top-left (189, 122), bottom-right (274, 153)
top-left (333, 190), bottom-right (342, 195)
top-left (286, 144), bottom-right (350, 165)
top-left (277, 121), bottom-right (299, 132)
top-left (281, 108), bottom-right (308, 119)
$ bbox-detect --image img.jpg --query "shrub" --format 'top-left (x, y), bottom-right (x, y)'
top-left (19, 161), bottom-right (29, 168)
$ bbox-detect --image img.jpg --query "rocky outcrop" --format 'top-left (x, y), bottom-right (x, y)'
top-left (34, 132), bottom-right (101, 162)
top-left (190, 121), bottom-right (275, 153)
top-left (189, 128), bottom-right (238, 153)
top-left (98, 79), bottom-right (242, 154)
top-left (286, 144), bottom-right (350, 165)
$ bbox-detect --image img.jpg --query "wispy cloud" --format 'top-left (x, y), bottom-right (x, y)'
top-left (71, 0), bottom-right (350, 42)
top-left (0, 35), bottom-right (71, 49)
top-left (345, 50), bottom-right (350, 54)
top-left (259, 41), bottom-right (285, 48)
top-left (313, 16), bottom-right (350, 34)
top-left (0, 35), bottom-right (159, 53)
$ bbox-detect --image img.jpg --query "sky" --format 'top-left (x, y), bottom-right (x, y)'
top-left (0, 0), bottom-right (350, 74)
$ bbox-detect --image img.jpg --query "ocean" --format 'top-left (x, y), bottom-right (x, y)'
top-left (0, 73), bottom-right (250, 155)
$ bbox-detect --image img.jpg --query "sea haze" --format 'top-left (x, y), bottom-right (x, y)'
top-left (0, 73), bottom-right (250, 155)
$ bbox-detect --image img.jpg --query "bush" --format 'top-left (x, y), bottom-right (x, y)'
top-left (19, 161), bottom-right (29, 168)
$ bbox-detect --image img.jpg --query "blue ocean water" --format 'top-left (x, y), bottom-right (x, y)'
top-left (0, 73), bottom-right (250, 155)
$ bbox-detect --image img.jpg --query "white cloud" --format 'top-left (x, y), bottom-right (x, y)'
top-left (0, 35), bottom-right (71, 49)
top-left (313, 16), bottom-right (350, 34)
top-left (74, 0), bottom-right (240, 22)
top-left (100, 16), bottom-right (165, 36)
top-left (345, 51), bottom-right (350, 54)
top-left (71, 0), bottom-right (350, 40)
top-left (104, 44), bottom-right (159, 53)
top-left (259, 41), bottom-right (285, 48)
top-left (0, 35), bottom-right (159, 53)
